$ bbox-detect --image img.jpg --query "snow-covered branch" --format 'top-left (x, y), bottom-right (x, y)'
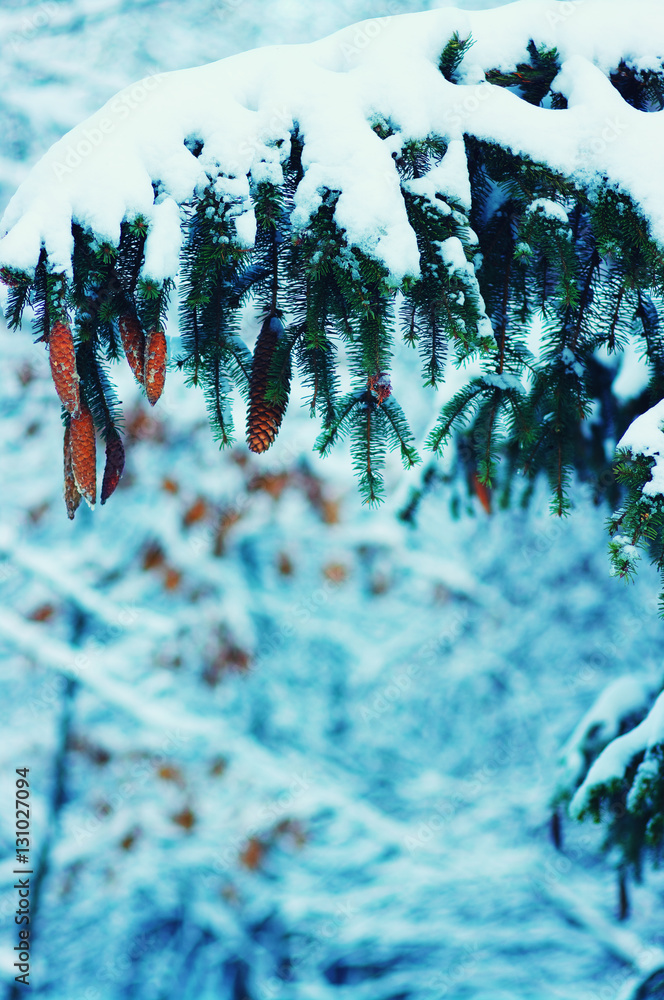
top-left (2, 1), bottom-right (664, 280)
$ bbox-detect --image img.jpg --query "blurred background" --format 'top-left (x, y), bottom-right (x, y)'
top-left (1, 2), bottom-right (664, 998)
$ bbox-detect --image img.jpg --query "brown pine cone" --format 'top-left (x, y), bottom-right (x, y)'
top-left (101, 429), bottom-right (125, 505)
top-left (118, 315), bottom-right (146, 385)
top-left (63, 425), bottom-right (82, 520)
top-left (470, 470), bottom-right (492, 515)
top-left (49, 320), bottom-right (80, 415)
top-left (144, 328), bottom-right (167, 405)
top-left (70, 406), bottom-right (97, 507)
top-left (367, 372), bottom-right (392, 406)
top-left (247, 314), bottom-right (289, 454)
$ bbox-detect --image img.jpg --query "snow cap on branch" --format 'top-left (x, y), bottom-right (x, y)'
top-left (618, 400), bottom-right (664, 497)
top-left (3, 0), bottom-right (664, 283)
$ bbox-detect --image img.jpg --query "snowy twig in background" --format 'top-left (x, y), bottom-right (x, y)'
top-left (0, 527), bottom-right (172, 636)
top-left (541, 881), bottom-right (664, 982)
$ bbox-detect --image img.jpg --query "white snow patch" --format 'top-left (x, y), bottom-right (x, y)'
top-left (141, 198), bottom-right (183, 284)
top-left (571, 689), bottom-right (664, 817)
top-left (526, 198), bottom-right (569, 224)
top-left (233, 209), bottom-right (257, 248)
top-left (561, 347), bottom-right (584, 378)
top-left (438, 235), bottom-right (470, 274)
top-left (558, 675), bottom-right (654, 789)
top-left (618, 399), bottom-right (664, 496)
top-left (612, 339), bottom-right (651, 403)
top-left (404, 139), bottom-right (471, 213)
top-left (482, 372), bottom-right (526, 393)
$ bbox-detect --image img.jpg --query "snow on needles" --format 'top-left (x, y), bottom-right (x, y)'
top-left (618, 399), bottom-right (664, 496)
top-left (557, 675), bottom-right (655, 790)
top-left (571, 689), bottom-right (664, 817)
top-left (2, 0), bottom-right (664, 284)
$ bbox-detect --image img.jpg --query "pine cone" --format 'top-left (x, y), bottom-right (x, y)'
top-left (470, 471), bottom-right (492, 515)
top-left (247, 314), bottom-right (289, 454)
top-left (70, 406), bottom-right (96, 507)
top-left (63, 424), bottom-right (82, 520)
top-left (367, 372), bottom-right (392, 406)
top-left (118, 314), bottom-right (145, 385)
top-left (49, 320), bottom-right (80, 415)
top-left (144, 328), bottom-right (167, 405)
top-left (101, 429), bottom-right (125, 504)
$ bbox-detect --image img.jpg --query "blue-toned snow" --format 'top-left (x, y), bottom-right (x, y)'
top-left (1, 3), bottom-right (664, 999)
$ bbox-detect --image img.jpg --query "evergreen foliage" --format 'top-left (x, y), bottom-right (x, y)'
top-left (485, 39), bottom-right (567, 108)
top-left (4, 6), bottom-right (664, 933)
top-left (438, 30), bottom-right (475, 83)
top-left (553, 678), bottom-right (664, 920)
top-left (4, 27), bottom-right (664, 611)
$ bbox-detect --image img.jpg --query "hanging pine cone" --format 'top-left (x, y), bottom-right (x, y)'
top-left (101, 429), bottom-right (125, 504)
top-left (118, 314), bottom-right (146, 385)
top-left (144, 328), bottom-right (167, 405)
top-left (63, 424), bottom-right (82, 520)
top-left (470, 470), bottom-right (492, 515)
top-left (49, 320), bottom-right (80, 415)
top-left (70, 405), bottom-right (97, 507)
top-left (367, 372), bottom-right (392, 406)
top-left (247, 314), bottom-right (289, 454)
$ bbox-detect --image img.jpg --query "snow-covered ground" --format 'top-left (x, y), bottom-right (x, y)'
top-left (1, 3), bottom-right (664, 999)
